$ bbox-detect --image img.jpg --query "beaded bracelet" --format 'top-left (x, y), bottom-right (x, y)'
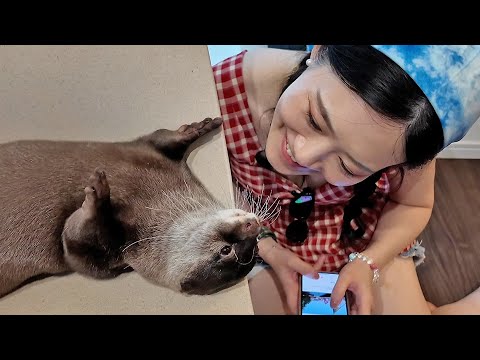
top-left (256, 226), bottom-right (277, 243)
top-left (348, 252), bottom-right (380, 284)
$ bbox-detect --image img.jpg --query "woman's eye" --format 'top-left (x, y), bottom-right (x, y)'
top-left (308, 114), bottom-right (322, 132)
top-left (339, 157), bottom-right (356, 178)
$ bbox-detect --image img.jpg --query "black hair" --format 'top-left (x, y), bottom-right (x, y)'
top-left (280, 45), bottom-right (444, 248)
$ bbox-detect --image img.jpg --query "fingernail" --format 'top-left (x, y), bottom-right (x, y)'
top-left (332, 307), bottom-right (339, 314)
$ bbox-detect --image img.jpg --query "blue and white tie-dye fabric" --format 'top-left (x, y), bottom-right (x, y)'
top-left (372, 45), bottom-right (480, 149)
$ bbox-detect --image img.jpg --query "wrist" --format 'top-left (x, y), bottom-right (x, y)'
top-left (254, 226), bottom-right (279, 263)
top-left (348, 252), bottom-right (380, 284)
top-left (257, 237), bottom-right (278, 261)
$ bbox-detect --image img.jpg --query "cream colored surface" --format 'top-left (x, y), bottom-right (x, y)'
top-left (0, 45), bottom-right (254, 314)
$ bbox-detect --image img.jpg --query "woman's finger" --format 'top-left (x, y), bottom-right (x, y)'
top-left (288, 257), bottom-right (319, 279)
top-left (312, 255), bottom-right (326, 272)
top-left (330, 273), bottom-right (349, 310)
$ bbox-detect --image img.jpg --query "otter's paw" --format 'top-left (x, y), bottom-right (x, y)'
top-left (175, 117), bottom-right (223, 143)
top-left (82, 168), bottom-right (111, 214)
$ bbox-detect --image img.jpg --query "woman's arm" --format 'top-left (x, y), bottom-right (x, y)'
top-left (331, 160), bottom-right (437, 314)
top-left (362, 159), bottom-right (437, 269)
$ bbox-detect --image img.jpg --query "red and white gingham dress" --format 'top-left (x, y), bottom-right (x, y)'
top-left (213, 50), bottom-right (398, 272)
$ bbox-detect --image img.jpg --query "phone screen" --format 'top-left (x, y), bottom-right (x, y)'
top-left (300, 272), bottom-right (348, 315)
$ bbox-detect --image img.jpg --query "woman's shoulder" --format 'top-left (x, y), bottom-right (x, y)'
top-left (242, 48), bottom-right (307, 139)
top-left (243, 48), bottom-right (307, 108)
top-left (243, 47), bottom-right (307, 81)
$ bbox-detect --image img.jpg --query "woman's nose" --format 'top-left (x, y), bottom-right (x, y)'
top-left (294, 134), bottom-right (306, 150)
top-left (294, 134), bottom-right (333, 164)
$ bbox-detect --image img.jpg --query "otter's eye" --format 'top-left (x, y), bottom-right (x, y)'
top-left (220, 245), bottom-right (232, 255)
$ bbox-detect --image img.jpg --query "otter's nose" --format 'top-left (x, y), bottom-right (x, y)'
top-left (240, 213), bottom-right (261, 237)
top-left (243, 213), bottom-right (261, 230)
top-left (246, 212), bottom-right (260, 225)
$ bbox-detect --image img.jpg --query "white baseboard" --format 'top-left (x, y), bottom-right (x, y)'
top-left (437, 141), bottom-right (480, 159)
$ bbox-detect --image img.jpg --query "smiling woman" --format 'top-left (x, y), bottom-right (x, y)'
top-left (211, 45), bottom-right (480, 315)
top-left (266, 63), bottom-right (407, 187)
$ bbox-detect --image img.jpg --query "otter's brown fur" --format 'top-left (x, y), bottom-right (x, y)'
top-left (0, 118), bottom-right (260, 298)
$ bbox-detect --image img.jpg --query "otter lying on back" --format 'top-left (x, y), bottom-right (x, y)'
top-left (0, 117), bottom-right (261, 298)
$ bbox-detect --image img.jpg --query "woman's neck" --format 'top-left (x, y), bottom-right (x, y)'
top-left (304, 173), bottom-right (327, 188)
top-left (284, 174), bottom-right (327, 189)
top-left (287, 174), bottom-right (306, 188)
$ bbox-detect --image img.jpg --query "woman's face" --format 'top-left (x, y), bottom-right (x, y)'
top-left (265, 65), bottom-right (406, 187)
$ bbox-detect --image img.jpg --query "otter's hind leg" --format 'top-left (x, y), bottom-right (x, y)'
top-left (62, 168), bottom-right (125, 279)
top-left (137, 117), bottom-right (223, 161)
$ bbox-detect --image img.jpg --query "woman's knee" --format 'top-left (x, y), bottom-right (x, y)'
top-left (248, 266), bottom-right (289, 315)
top-left (372, 256), bottom-right (431, 315)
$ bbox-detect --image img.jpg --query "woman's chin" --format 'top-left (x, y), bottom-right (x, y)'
top-left (268, 159), bottom-right (293, 176)
top-left (264, 149), bottom-right (286, 172)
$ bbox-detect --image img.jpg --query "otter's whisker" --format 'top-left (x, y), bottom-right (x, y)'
top-left (258, 191), bottom-right (272, 219)
top-left (234, 182), bottom-right (242, 207)
top-left (122, 235), bottom-right (160, 252)
top-left (181, 182), bottom-right (205, 210)
top-left (234, 183), bottom-right (244, 210)
top-left (252, 184), bottom-right (264, 217)
top-left (233, 184), bottom-right (247, 211)
top-left (146, 206), bottom-right (162, 211)
top-left (255, 184), bottom-right (265, 215)
top-left (146, 204), bottom-right (184, 222)
top-left (243, 187), bottom-right (255, 213)
top-left (266, 208), bottom-right (281, 226)
top-left (261, 198), bottom-right (281, 222)
top-left (169, 190), bottom-right (192, 211)
top-left (168, 185), bottom-right (222, 213)
top-left (261, 191), bottom-right (277, 218)
top-left (159, 190), bottom-right (185, 213)
top-left (235, 184), bottom-right (250, 212)
top-left (233, 246), bottom-right (256, 266)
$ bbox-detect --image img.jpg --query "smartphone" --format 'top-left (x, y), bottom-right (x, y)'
top-left (299, 272), bottom-right (350, 315)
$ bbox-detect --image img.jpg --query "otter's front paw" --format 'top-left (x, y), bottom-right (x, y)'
top-left (139, 117), bottom-right (224, 161)
top-left (175, 117), bottom-right (223, 142)
top-left (82, 168), bottom-right (111, 217)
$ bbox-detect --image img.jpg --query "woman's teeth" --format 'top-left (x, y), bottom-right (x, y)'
top-left (286, 141), bottom-right (297, 163)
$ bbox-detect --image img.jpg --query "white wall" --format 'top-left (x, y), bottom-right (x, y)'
top-left (207, 45), bottom-right (480, 159)
top-left (438, 119), bottom-right (480, 159)
top-left (207, 45), bottom-right (267, 66)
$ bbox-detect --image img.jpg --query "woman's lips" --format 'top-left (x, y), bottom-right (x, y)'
top-left (281, 136), bottom-right (310, 171)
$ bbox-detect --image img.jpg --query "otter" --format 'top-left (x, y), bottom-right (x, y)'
top-left (0, 117), bottom-right (262, 298)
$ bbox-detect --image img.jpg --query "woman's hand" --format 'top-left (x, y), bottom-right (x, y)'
top-left (261, 239), bottom-right (325, 314)
top-left (330, 259), bottom-right (375, 315)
